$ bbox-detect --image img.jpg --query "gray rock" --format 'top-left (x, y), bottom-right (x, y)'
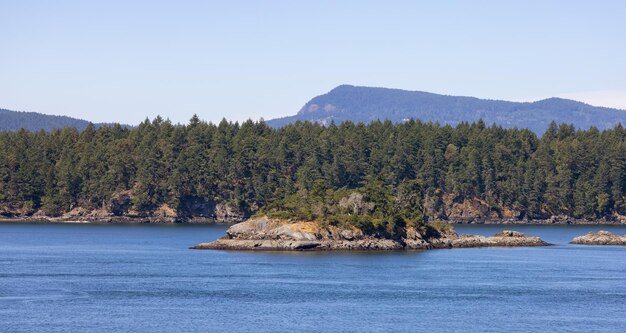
top-left (570, 231), bottom-right (626, 245)
top-left (226, 216), bottom-right (271, 239)
top-left (270, 224), bottom-right (318, 241)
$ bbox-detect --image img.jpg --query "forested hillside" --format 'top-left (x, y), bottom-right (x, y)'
top-left (0, 108), bottom-right (123, 132)
top-left (1, 116), bottom-right (625, 224)
top-left (268, 85), bottom-right (626, 134)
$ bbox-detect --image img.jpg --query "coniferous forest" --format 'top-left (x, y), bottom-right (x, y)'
top-left (1, 116), bottom-right (625, 227)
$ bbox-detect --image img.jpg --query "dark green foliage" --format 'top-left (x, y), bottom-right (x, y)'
top-left (1, 116), bottom-right (625, 224)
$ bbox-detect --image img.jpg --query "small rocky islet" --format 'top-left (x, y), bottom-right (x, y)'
top-left (570, 230), bottom-right (626, 246)
top-left (191, 216), bottom-right (551, 251)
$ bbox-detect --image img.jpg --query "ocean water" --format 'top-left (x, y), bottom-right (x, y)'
top-left (1, 223), bottom-right (626, 332)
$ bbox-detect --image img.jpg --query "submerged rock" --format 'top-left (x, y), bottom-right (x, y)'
top-left (191, 217), bottom-right (551, 251)
top-left (570, 231), bottom-right (626, 245)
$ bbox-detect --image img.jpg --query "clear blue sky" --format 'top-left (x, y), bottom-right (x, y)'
top-left (2, 0), bottom-right (625, 125)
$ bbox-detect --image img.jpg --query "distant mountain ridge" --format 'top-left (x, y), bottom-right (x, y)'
top-left (267, 85), bottom-right (626, 133)
top-left (5, 86), bottom-right (626, 133)
top-left (0, 108), bottom-right (126, 131)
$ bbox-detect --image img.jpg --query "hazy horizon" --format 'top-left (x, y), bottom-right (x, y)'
top-left (2, 1), bottom-right (626, 124)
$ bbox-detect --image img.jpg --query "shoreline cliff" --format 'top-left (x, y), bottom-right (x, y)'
top-left (0, 201), bottom-right (246, 224)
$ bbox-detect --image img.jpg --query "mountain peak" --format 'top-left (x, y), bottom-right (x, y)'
top-left (330, 84), bottom-right (357, 91)
top-left (271, 85), bottom-right (626, 133)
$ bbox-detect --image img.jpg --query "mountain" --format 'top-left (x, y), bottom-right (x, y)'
top-left (0, 108), bottom-right (125, 131)
top-left (267, 85), bottom-right (626, 133)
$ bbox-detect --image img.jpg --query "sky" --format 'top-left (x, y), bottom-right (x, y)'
top-left (1, 0), bottom-right (626, 125)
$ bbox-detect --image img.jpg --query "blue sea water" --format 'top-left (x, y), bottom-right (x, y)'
top-left (1, 223), bottom-right (626, 332)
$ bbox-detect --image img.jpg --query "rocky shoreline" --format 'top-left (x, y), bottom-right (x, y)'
top-left (2, 214), bottom-right (625, 225)
top-left (190, 217), bottom-right (551, 251)
top-left (0, 203), bottom-right (245, 224)
top-left (0, 200), bottom-right (248, 224)
top-left (0, 216), bottom-right (219, 224)
top-left (570, 231), bottom-right (626, 246)
top-left (449, 217), bottom-right (626, 225)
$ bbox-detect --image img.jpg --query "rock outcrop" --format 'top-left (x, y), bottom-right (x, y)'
top-left (570, 231), bottom-right (626, 245)
top-left (427, 230), bottom-right (549, 249)
top-left (191, 217), bottom-right (551, 251)
top-left (193, 217), bottom-right (404, 250)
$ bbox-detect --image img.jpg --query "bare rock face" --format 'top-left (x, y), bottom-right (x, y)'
top-left (154, 204), bottom-right (177, 218)
top-left (226, 216), bottom-right (273, 239)
top-left (191, 218), bottom-right (551, 251)
top-left (214, 203), bottom-right (246, 223)
top-left (446, 197), bottom-right (492, 220)
top-left (570, 231), bottom-right (626, 245)
top-left (402, 227), bottom-right (430, 249)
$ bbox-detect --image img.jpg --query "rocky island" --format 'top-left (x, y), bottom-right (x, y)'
top-left (191, 216), bottom-right (550, 251)
top-left (570, 231), bottom-right (626, 245)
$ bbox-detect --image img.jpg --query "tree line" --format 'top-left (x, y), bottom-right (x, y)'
top-left (1, 116), bottom-right (625, 222)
